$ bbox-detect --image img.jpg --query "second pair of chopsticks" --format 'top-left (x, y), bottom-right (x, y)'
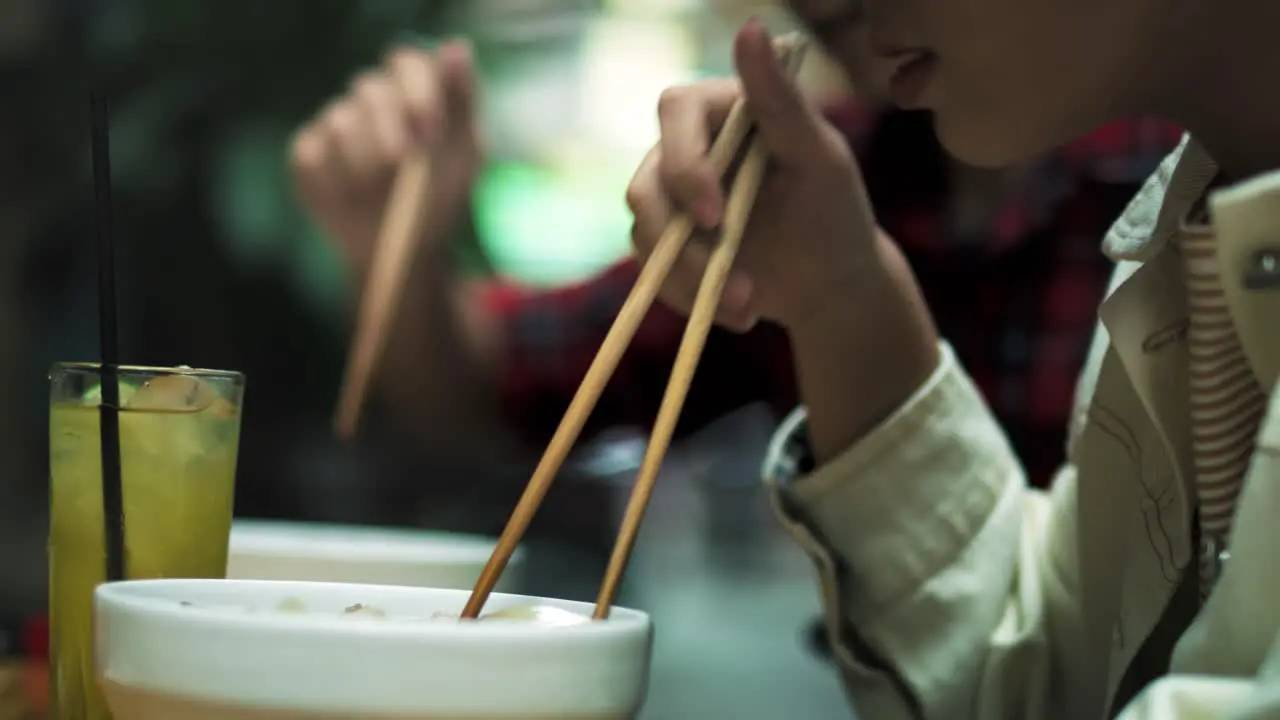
top-left (334, 153), bottom-right (432, 440)
top-left (462, 33), bottom-right (811, 620)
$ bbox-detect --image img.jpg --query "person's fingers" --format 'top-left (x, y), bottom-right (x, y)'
top-left (385, 46), bottom-right (444, 142)
top-left (640, 225), bottom-right (711, 316)
top-left (351, 72), bottom-right (408, 167)
top-left (655, 78), bottom-right (740, 228)
top-left (733, 20), bottom-right (827, 167)
top-left (625, 148), bottom-right (669, 255)
top-left (323, 94), bottom-right (383, 186)
top-left (628, 148), bottom-right (756, 325)
top-left (436, 39), bottom-right (479, 148)
top-left (290, 102), bottom-right (374, 264)
top-left (289, 117), bottom-right (337, 206)
top-left (688, 234), bottom-right (756, 330)
top-left (628, 149), bottom-right (699, 312)
top-left (311, 101), bottom-right (359, 196)
top-left (650, 235), bottom-right (757, 329)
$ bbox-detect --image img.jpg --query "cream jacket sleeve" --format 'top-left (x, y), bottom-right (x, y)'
top-left (766, 344), bottom-right (1089, 719)
top-left (767, 343), bottom-right (1280, 719)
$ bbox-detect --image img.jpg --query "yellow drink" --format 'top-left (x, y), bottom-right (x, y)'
top-left (48, 365), bottom-right (244, 720)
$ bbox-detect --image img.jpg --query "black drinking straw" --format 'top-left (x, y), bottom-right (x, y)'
top-left (90, 93), bottom-right (126, 583)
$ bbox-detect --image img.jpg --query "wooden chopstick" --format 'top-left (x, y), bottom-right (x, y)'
top-left (593, 38), bottom-right (810, 618)
top-left (594, 36), bottom-right (811, 619)
top-left (334, 154), bottom-right (433, 440)
top-left (458, 101), bottom-right (756, 621)
top-left (592, 138), bottom-right (771, 619)
top-left (461, 33), bottom-right (809, 620)
top-left (334, 101), bottom-right (752, 443)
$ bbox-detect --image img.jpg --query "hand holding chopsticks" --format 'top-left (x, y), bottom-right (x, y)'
top-left (301, 41), bottom-right (481, 441)
top-left (592, 138), bottom-right (774, 618)
top-left (463, 31), bottom-right (812, 620)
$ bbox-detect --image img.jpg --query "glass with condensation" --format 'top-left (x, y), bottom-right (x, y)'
top-left (48, 364), bottom-right (244, 719)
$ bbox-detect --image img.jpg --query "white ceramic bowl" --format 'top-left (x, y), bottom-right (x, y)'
top-left (95, 579), bottom-right (653, 719)
top-left (227, 520), bottom-right (523, 592)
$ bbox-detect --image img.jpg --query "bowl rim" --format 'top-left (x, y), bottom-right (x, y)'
top-left (51, 362), bottom-right (243, 380)
top-left (95, 579), bottom-right (649, 641)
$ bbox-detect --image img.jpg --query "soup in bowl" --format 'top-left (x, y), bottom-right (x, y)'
top-left (226, 520), bottom-right (525, 592)
top-left (95, 579), bottom-right (652, 719)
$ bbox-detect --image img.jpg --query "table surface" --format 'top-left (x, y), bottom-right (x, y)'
top-left (3, 410), bottom-right (854, 720)
top-left (0, 661), bottom-right (45, 719)
top-left (2, 519), bottom-right (851, 720)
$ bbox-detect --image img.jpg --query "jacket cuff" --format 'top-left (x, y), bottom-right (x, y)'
top-left (765, 343), bottom-right (1022, 619)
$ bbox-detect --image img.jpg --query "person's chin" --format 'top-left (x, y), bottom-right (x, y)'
top-left (931, 111), bottom-right (1042, 169)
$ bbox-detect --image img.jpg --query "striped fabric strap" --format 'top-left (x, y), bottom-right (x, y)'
top-left (1179, 227), bottom-right (1267, 599)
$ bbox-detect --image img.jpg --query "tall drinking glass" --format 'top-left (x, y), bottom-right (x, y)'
top-left (48, 364), bottom-right (244, 719)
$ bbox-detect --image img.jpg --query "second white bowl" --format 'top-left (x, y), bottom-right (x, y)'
top-left (226, 519), bottom-right (523, 592)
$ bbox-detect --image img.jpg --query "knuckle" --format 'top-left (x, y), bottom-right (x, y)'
top-left (349, 71), bottom-right (385, 99)
top-left (383, 46), bottom-right (424, 73)
top-left (322, 102), bottom-right (353, 136)
top-left (625, 149), bottom-right (661, 211)
top-left (624, 183), bottom-right (646, 215)
top-left (656, 84), bottom-right (693, 118)
top-left (288, 130), bottom-right (322, 174)
top-left (659, 161), bottom-right (706, 203)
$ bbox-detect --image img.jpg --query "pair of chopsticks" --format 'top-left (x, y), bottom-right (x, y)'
top-left (330, 32), bottom-right (810, 618)
top-left (462, 33), bottom-right (811, 620)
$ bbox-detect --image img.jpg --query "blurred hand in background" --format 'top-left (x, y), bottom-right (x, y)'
top-left (289, 41), bottom-right (506, 455)
top-left (292, 40), bottom-right (483, 286)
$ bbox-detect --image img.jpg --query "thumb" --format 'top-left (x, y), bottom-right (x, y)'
top-left (733, 21), bottom-right (825, 166)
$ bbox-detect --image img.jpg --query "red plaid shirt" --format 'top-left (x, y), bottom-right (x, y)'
top-left (481, 107), bottom-right (1184, 487)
